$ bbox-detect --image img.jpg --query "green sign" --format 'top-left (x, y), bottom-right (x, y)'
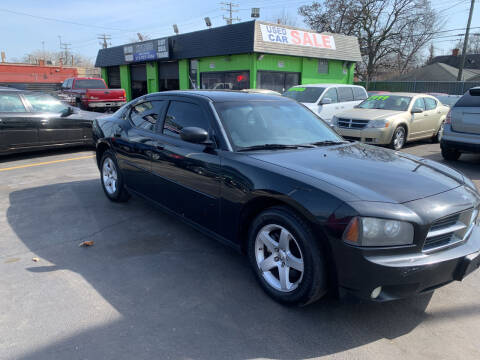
top-left (368, 95), bottom-right (390, 100)
top-left (289, 87), bottom-right (306, 92)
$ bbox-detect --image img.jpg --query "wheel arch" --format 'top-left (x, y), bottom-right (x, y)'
top-left (96, 141), bottom-right (111, 169)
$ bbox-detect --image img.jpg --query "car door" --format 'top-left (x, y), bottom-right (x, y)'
top-left (22, 93), bottom-right (86, 144)
top-left (317, 87), bottom-right (339, 122)
top-left (423, 97), bottom-right (441, 136)
top-left (149, 98), bottom-right (222, 232)
top-left (113, 99), bottom-right (168, 196)
top-left (0, 92), bottom-right (38, 152)
top-left (409, 97), bottom-right (426, 139)
top-left (337, 87), bottom-right (355, 113)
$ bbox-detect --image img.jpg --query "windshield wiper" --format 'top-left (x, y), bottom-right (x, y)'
top-left (309, 140), bottom-right (348, 146)
top-left (237, 144), bottom-right (311, 152)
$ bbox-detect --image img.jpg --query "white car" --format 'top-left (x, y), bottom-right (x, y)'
top-left (283, 84), bottom-right (368, 124)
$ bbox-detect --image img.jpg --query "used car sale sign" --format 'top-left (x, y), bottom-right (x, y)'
top-left (260, 24), bottom-right (336, 50)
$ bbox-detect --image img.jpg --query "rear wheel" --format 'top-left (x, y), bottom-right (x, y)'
top-left (441, 146), bottom-right (461, 161)
top-left (432, 121), bottom-right (444, 143)
top-left (247, 206), bottom-right (327, 306)
top-left (390, 126), bottom-right (406, 150)
top-left (100, 150), bottom-right (130, 202)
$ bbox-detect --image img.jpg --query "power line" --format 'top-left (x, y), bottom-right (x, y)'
top-left (97, 34), bottom-right (112, 49)
top-left (458, 0), bottom-right (475, 81)
top-left (221, 2), bottom-right (240, 25)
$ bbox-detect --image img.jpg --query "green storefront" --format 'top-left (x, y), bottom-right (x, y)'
top-left (95, 21), bottom-right (362, 101)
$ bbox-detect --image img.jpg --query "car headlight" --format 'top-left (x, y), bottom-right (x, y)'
top-left (366, 119), bottom-right (389, 128)
top-left (343, 217), bottom-right (414, 247)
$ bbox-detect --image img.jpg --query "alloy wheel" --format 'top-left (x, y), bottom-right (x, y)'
top-left (254, 224), bottom-right (304, 292)
top-left (102, 157), bottom-right (118, 195)
top-left (393, 127), bottom-right (405, 150)
top-left (437, 122), bottom-right (444, 142)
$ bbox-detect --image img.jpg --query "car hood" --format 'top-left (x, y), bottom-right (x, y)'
top-left (249, 143), bottom-right (465, 203)
top-left (337, 108), bottom-right (405, 120)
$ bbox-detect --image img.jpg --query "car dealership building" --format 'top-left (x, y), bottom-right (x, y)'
top-left (95, 20), bottom-right (361, 101)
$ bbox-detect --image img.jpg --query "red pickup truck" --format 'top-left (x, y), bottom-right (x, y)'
top-left (59, 77), bottom-right (126, 112)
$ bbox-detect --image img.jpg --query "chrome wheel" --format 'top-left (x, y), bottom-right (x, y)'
top-left (393, 127), bottom-right (406, 150)
top-left (437, 122), bottom-right (444, 142)
top-left (102, 157), bottom-right (118, 195)
top-left (254, 224), bottom-right (304, 292)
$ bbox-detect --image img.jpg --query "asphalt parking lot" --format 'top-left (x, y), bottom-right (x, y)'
top-left (1, 142), bottom-right (480, 360)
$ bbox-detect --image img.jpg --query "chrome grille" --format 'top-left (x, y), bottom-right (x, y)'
top-left (337, 118), bottom-right (370, 129)
top-left (424, 209), bottom-right (476, 252)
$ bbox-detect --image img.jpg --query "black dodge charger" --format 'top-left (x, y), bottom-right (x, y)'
top-left (92, 91), bottom-right (480, 306)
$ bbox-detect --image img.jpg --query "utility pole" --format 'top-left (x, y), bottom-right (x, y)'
top-left (97, 34), bottom-right (111, 49)
top-left (458, 0), bottom-right (475, 81)
top-left (58, 36), bottom-right (71, 65)
top-left (221, 2), bottom-right (240, 25)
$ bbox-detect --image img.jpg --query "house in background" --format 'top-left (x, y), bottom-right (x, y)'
top-left (389, 62), bottom-right (480, 82)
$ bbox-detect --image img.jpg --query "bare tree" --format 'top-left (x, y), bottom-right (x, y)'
top-left (299, 0), bottom-right (441, 83)
top-left (270, 9), bottom-right (298, 26)
top-left (455, 34), bottom-right (480, 54)
top-left (22, 50), bottom-right (94, 67)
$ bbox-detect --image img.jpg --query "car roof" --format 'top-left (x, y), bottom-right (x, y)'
top-left (149, 90), bottom-right (291, 102)
top-left (290, 84), bottom-right (365, 89)
top-left (381, 92), bottom-right (435, 97)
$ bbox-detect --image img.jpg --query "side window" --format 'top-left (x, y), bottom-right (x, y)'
top-left (412, 98), bottom-right (425, 111)
top-left (163, 101), bottom-right (209, 138)
top-left (62, 79), bottom-right (68, 89)
top-left (67, 79), bottom-right (73, 88)
top-left (322, 88), bottom-right (338, 103)
top-left (455, 89), bottom-right (480, 107)
top-left (337, 87), bottom-right (354, 102)
top-left (424, 97), bottom-right (437, 110)
top-left (318, 59), bottom-right (328, 74)
top-left (129, 100), bottom-right (167, 131)
top-left (353, 87), bottom-right (367, 101)
top-left (0, 94), bottom-right (27, 112)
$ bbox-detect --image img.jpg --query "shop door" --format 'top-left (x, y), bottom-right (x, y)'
top-left (158, 61), bottom-right (179, 91)
top-left (107, 66), bottom-right (121, 88)
top-left (257, 71), bottom-right (300, 93)
top-left (130, 63), bottom-right (147, 100)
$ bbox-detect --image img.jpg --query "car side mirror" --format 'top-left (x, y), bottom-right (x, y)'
top-left (320, 98), bottom-right (332, 105)
top-left (411, 107), bottom-right (423, 114)
top-left (61, 106), bottom-right (74, 117)
top-left (180, 127), bottom-right (211, 144)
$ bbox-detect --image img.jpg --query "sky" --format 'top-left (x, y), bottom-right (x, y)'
top-left (0, 0), bottom-right (478, 63)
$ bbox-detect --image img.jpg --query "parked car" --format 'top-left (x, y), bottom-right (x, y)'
top-left (59, 77), bottom-right (126, 112)
top-left (92, 90), bottom-right (480, 306)
top-left (441, 87), bottom-right (480, 160)
top-left (333, 93), bottom-right (449, 150)
top-left (283, 84), bottom-right (368, 125)
top-left (434, 94), bottom-right (462, 108)
top-left (367, 91), bottom-right (390, 97)
top-left (0, 89), bottom-right (97, 155)
top-left (241, 89), bottom-right (281, 95)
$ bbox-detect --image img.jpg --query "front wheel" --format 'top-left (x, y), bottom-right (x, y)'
top-left (100, 150), bottom-right (130, 202)
top-left (432, 121), bottom-right (444, 143)
top-left (390, 126), bottom-right (406, 150)
top-left (247, 207), bottom-right (327, 306)
top-left (441, 146), bottom-right (461, 161)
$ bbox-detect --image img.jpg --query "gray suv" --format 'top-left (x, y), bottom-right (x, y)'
top-left (441, 87), bottom-right (480, 160)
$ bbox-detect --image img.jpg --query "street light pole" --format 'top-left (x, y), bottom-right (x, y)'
top-left (457, 0), bottom-right (475, 81)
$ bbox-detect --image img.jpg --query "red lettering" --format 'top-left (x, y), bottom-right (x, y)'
top-left (313, 34), bottom-right (322, 48)
top-left (303, 32), bottom-right (313, 46)
top-left (291, 30), bottom-right (301, 45)
top-left (322, 35), bottom-right (332, 49)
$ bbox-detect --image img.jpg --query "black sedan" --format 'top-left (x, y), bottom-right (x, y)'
top-left (92, 91), bottom-right (480, 305)
top-left (0, 89), bottom-right (97, 155)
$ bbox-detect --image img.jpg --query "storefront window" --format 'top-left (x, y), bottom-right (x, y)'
top-left (257, 71), bottom-right (300, 93)
top-left (201, 71), bottom-right (250, 90)
top-left (130, 63), bottom-right (147, 100)
top-left (158, 61), bottom-right (179, 91)
top-left (318, 59), bottom-right (329, 74)
top-left (106, 66), bottom-right (121, 88)
top-left (189, 60), bottom-right (198, 89)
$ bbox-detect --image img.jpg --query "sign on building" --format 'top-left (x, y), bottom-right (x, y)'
top-left (123, 38), bottom-right (170, 62)
top-left (260, 24), bottom-right (336, 50)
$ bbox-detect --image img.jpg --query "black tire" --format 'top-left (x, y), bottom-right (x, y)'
top-left (432, 121), bottom-right (444, 143)
top-left (389, 126), bottom-right (406, 150)
top-left (441, 145), bottom-right (461, 161)
top-left (247, 206), bottom-right (327, 306)
top-left (75, 99), bottom-right (84, 110)
top-left (100, 150), bottom-right (130, 202)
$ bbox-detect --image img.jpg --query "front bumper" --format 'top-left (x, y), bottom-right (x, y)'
top-left (334, 126), bottom-right (393, 145)
top-left (87, 101), bottom-right (126, 108)
top-left (337, 225), bottom-right (480, 301)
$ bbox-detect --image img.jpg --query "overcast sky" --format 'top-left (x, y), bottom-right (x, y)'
top-left (0, 0), bottom-right (477, 63)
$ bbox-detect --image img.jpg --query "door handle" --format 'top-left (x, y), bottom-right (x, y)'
top-left (40, 119), bottom-right (49, 125)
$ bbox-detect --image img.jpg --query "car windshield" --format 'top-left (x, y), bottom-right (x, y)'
top-left (358, 95), bottom-right (412, 111)
top-left (74, 79), bottom-right (106, 89)
top-left (283, 87), bottom-right (325, 103)
top-left (214, 100), bottom-right (343, 150)
top-left (23, 93), bottom-right (68, 113)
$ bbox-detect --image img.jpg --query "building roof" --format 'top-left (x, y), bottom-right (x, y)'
top-left (430, 54), bottom-right (480, 70)
top-left (95, 20), bottom-right (361, 68)
top-left (389, 62), bottom-right (480, 82)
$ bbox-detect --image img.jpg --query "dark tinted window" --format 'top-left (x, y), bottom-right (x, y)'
top-left (130, 101), bottom-right (167, 131)
top-left (318, 59), bottom-right (328, 74)
top-left (337, 87), bottom-right (354, 102)
top-left (455, 89), bottom-right (480, 108)
top-left (424, 97), bottom-right (437, 110)
top-left (257, 71), bottom-right (300, 93)
top-left (163, 101), bottom-right (209, 138)
top-left (353, 87), bottom-right (367, 101)
top-left (201, 72), bottom-right (249, 90)
top-left (283, 87), bottom-right (325, 103)
top-left (106, 66), bottom-right (121, 88)
top-left (73, 79), bottom-right (106, 89)
top-left (0, 94), bottom-right (26, 112)
top-left (412, 98), bottom-right (425, 111)
top-left (323, 88), bottom-right (338, 103)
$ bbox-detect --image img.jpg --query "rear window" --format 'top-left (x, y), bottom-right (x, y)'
top-left (353, 87), bottom-right (367, 101)
top-left (455, 89), bottom-right (480, 108)
top-left (283, 87), bottom-right (325, 103)
top-left (74, 79), bottom-right (107, 89)
top-left (337, 87), bottom-right (354, 102)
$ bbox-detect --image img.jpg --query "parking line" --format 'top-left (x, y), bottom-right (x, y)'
top-left (0, 155), bottom-right (95, 172)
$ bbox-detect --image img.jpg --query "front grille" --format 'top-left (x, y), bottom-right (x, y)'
top-left (343, 136), bottom-right (360, 142)
top-left (424, 209), bottom-right (475, 252)
top-left (337, 118), bottom-right (370, 129)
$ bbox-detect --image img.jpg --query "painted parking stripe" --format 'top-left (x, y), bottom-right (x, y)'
top-left (0, 155), bottom-right (95, 172)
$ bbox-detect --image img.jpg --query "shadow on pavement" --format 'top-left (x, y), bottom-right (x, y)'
top-left (0, 147), bottom-right (94, 164)
top-left (7, 179), bottom-right (435, 360)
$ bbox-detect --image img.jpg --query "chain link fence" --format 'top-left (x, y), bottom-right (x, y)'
top-left (355, 81), bottom-right (480, 95)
